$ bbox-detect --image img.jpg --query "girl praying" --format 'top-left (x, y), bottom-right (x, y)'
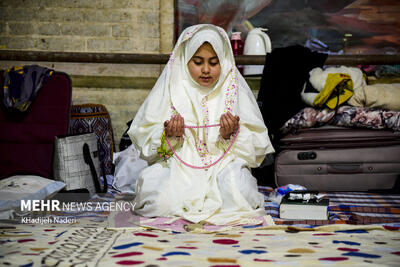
top-left (128, 24), bottom-right (274, 225)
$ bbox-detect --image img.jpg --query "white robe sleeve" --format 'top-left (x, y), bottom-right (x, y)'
top-left (230, 75), bottom-right (275, 168)
top-left (127, 70), bottom-right (172, 163)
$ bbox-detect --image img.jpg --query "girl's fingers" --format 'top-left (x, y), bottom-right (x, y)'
top-left (180, 116), bottom-right (185, 136)
top-left (228, 113), bottom-right (239, 133)
top-left (223, 114), bottom-right (233, 132)
top-left (172, 116), bottom-right (178, 135)
top-left (165, 120), bottom-right (172, 136)
top-left (221, 115), bottom-right (231, 138)
top-left (228, 116), bottom-right (235, 131)
top-left (177, 116), bottom-right (183, 136)
top-left (232, 115), bottom-right (239, 132)
top-left (219, 115), bottom-right (225, 133)
top-left (221, 114), bottom-right (228, 130)
top-left (227, 112), bottom-right (239, 122)
top-left (228, 112), bottom-right (239, 124)
top-left (169, 116), bottom-right (175, 136)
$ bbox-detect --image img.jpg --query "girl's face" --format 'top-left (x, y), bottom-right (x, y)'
top-left (187, 42), bottom-right (221, 88)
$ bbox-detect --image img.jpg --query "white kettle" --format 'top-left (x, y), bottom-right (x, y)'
top-left (243, 28), bottom-right (272, 76)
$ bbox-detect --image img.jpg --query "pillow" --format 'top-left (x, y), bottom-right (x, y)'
top-left (0, 175), bottom-right (66, 214)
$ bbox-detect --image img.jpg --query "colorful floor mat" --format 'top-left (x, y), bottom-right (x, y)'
top-left (2, 186), bottom-right (400, 266)
top-left (1, 224), bottom-right (400, 266)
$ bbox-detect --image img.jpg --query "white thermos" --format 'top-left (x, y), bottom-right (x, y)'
top-left (243, 28), bottom-right (272, 76)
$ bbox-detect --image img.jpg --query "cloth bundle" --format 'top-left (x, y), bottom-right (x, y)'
top-left (302, 66), bottom-right (400, 111)
top-left (2, 65), bottom-right (53, 114)
top-left (302, 66), bottom-right (364, 109)
top-left (313, 73), bottom-right (354, 109)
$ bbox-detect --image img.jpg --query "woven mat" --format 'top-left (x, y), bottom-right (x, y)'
top-left (260, 186), bottom-right (400, 227)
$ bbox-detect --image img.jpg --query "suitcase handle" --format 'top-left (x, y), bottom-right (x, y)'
top-left (327, 164), bottom-right (363, 174)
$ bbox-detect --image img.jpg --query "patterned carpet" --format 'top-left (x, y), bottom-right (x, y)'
top-left (1, 223), bottom-right (400, 266)
top-left (1, 186), bottom-right (400, 266)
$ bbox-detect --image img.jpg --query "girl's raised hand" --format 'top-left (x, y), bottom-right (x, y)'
top-left (164, 115), bottom-right (184, 137)
top-left (220, 112), bottom-right (239, 139)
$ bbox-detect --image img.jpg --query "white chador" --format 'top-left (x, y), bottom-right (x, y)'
top-left (128, 24), bottom-right (274, 225)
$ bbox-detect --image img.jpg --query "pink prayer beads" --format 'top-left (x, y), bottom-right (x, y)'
top-left (165, 124), bottom-right (240, 169)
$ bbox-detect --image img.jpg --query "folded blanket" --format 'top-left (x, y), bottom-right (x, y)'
top-left (348, 83), bottom-right (400, 111)
top-left (281, 106), bottom-right (400, 134)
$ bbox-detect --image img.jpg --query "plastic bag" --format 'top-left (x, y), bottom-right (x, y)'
top-left (112, 144), bottom-right (148, 195)
top-left (268, 184), bottom-right (307, 204)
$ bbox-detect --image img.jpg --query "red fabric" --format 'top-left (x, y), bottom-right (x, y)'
top-left (0, 71), bottom-right (71, 179)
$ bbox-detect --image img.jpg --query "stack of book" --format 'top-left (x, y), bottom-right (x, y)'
top-left (279, 190), bottom-right (329, 220)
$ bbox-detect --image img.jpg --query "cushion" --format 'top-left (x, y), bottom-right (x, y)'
top-left (0, 175), bottom-right (66, 218)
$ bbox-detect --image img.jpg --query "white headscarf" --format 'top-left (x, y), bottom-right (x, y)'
top-left (169, 24), bottom-right (237, 125)
top-left (129, 24), bottom-right (273, 165)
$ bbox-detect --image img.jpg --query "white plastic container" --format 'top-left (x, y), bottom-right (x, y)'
top-left (243, 28), bottom-right (272, 76)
